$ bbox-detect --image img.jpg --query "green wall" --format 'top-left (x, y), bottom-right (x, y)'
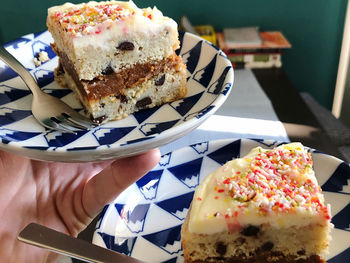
top-left (0, 0), bottom-right (347, 110)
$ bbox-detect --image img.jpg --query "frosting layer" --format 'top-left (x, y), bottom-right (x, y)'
top-left (47, 1), bottom-right (179, 80)
top-left (189, 143), bottom-right (331, 234)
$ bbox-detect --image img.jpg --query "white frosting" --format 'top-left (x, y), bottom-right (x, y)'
top-left (188, 143), bottom-right (331, 234)
top-left (47, 1), bottom-right (180, 80)
top-left (48, 1), bottom-right (178, 50)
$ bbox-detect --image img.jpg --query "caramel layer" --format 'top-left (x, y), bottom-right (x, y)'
top-left (56, 48), bottom-right (184, 102)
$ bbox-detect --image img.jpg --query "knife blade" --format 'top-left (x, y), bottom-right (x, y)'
top-left (18, 223), bottom-right (146, 263)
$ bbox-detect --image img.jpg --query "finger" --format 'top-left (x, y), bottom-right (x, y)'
top-left (82, 148), bottom-right (161, 218)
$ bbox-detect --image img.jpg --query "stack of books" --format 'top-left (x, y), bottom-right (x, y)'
top-left (217, 27), bottom-right (291, 69)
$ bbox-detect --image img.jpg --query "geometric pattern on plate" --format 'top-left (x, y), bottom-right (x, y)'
top-left (0, 31), bottom-right (233, 162)
top-left (93, 138), bottom-right (350, 263)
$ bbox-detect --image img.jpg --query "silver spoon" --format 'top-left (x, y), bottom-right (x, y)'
top-left (18, 223), bottom-right (145, 263)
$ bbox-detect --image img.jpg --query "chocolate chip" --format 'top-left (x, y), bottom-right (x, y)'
top-left (91, 115), bottom-right (106, 124)
top-left (102, 65), bottom-right (114, 75)
top-left (116, 94), bottom-right (128, 103)
top-left (261, 241), bottom-right (274, 251)
top-left (241, 225), bottom-right (260, 236)
top-left (155, 74), bottom-right (166, 86)
top-left (136, 97), bottom-right (152, 108)
top-left (215, 242), bottom-right (227, 256)
top-left (297, 249), bottom-right (306, 255)
top-left (117, 41), bottom-right (135, 51)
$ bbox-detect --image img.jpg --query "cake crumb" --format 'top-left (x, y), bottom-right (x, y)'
top-left (34, 51), bottom-right (50, 66)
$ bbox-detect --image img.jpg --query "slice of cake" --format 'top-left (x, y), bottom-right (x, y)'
top-left (47, 1), bottom-right (187, 124)
top-left (181, 143), bottom-right (332, 263)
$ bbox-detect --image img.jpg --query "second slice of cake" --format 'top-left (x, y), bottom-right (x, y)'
top-left (47, 1), bottom-right (187, 123)
top-left (181, 143), bottom-right (332, 263)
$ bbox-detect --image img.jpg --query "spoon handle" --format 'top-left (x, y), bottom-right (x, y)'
top-left (18, 223), bottom-right (146, 263)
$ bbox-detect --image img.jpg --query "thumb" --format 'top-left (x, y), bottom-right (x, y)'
top-left (82, 148), bottom-right (160, 218)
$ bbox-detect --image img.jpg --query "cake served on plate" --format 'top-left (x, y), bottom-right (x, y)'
top-left (47, 1), bottom-right (187, 124)
top-left (181, 143), bottom-right (332, 263)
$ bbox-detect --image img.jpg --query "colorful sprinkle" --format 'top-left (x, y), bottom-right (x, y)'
top-left (52, 3), bottom-right (133, 36)
top-left (213, 145), bottom-right (330, 220)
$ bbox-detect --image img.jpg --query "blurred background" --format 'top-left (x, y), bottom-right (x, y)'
top-left (0, 0), bottom-right (348, 122)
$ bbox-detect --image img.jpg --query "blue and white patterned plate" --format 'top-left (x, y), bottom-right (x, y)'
top-left (93, 138), bottom-right (350, 263)
top-left (0, 31), bottom-right (233, 162)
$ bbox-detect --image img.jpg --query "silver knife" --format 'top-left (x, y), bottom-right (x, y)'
top-left (18, 223), bottom-right (146, 263)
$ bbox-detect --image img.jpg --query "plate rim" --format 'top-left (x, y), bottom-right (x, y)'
top-left (0, 32), bottom-right (234, 162)
top-left (92, 137), bottom-right (346, 246)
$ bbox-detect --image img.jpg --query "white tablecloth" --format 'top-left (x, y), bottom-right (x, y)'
top-left (160, 69), bottom-right (289, 155)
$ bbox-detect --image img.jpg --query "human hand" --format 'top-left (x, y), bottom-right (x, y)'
top-left (0, 148), bottom-right (160, 263)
